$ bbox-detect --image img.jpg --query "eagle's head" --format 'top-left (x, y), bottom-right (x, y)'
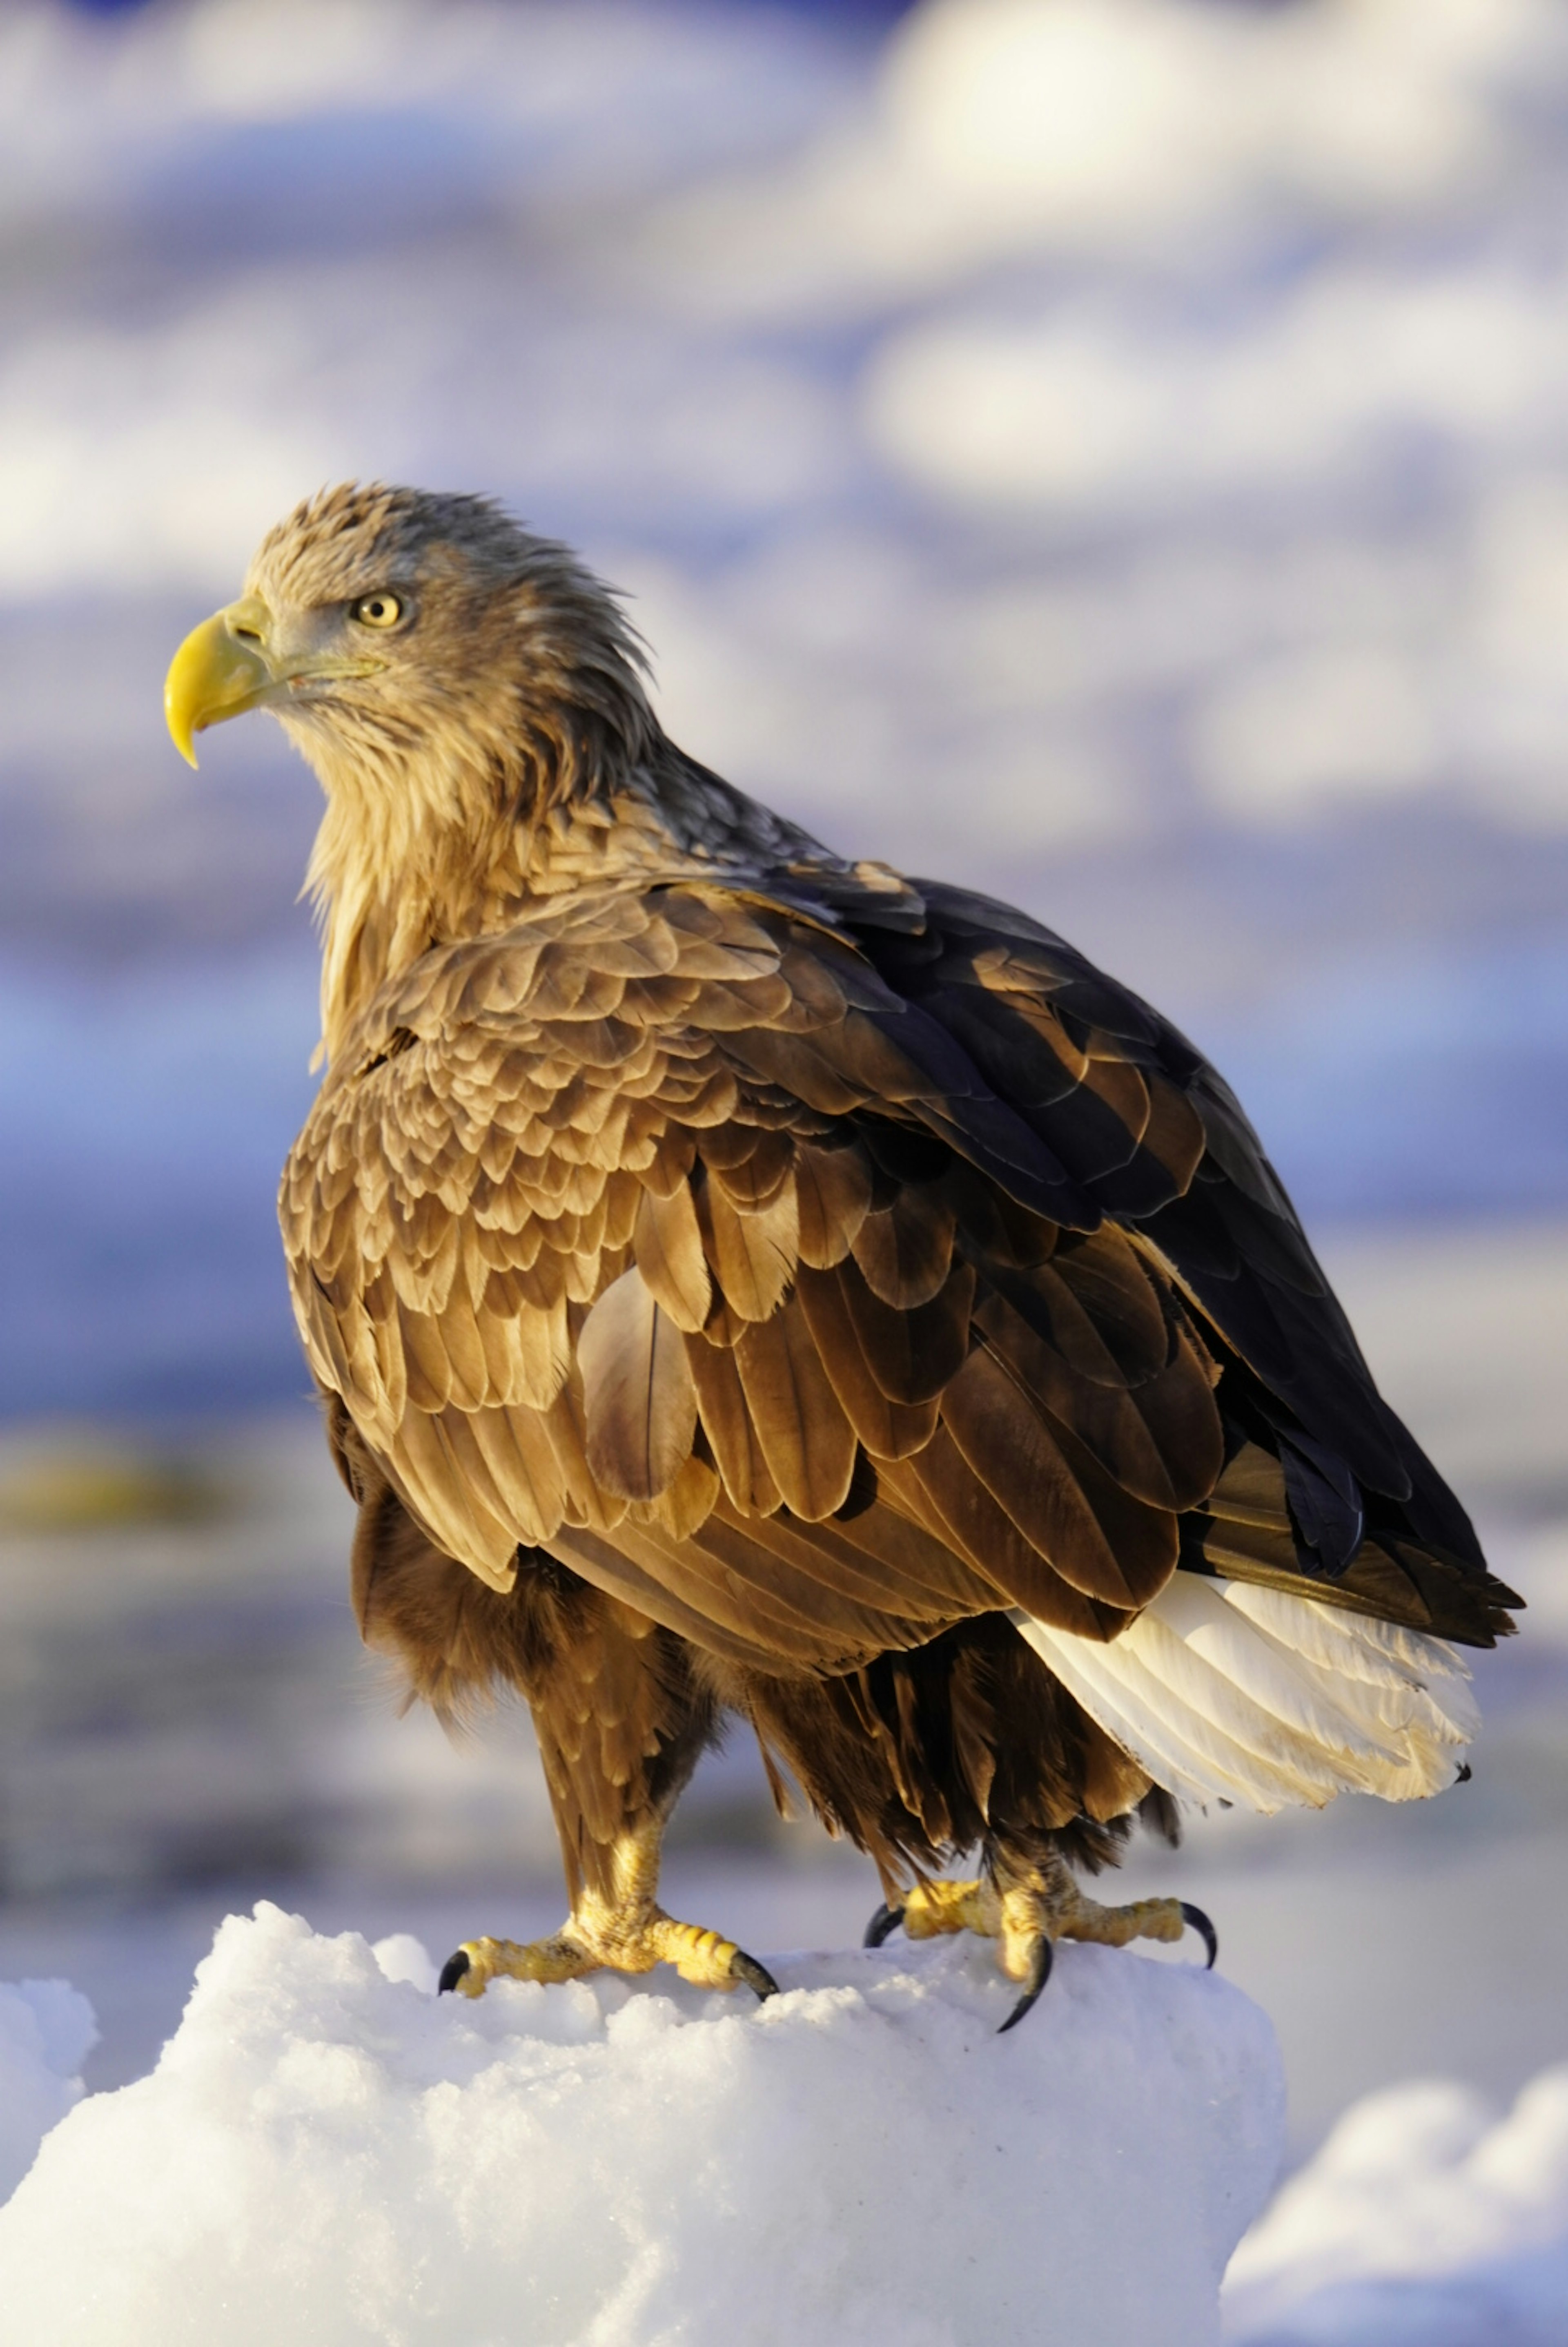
top-left (166, 484), bottom-right (667, 1055)
top-left (164, 482), bottom-right (656, 810)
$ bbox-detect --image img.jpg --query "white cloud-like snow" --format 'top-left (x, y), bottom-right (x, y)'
top-left (644, 0), bottom-right (1555, 315)
top-left (12, 0), bottom-right (1568, 1396)
top-left (6, 1912), bottom-right (1568, 2344)
top-left (11, 0), bottom-right (1568, 846)
top-left (0, 0), bottom-right (846, 601)
top-left (863, 261), bottom-right (1568, 518)
top-left (0, 1903), bottom-right (1281, 2346)
top-left (1225, 2068), bottom-right (1568, 2345)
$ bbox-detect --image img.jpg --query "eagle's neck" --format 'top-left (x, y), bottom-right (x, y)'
top-left (304, 729), bottom-right (810, 1062)
top-left (305, 728), bottom-right (521, 1062)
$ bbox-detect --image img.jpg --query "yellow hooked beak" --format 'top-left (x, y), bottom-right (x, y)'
top-left (163, 597), bottom-right (279, 767)
top-left (164, 595), bottom-right (388, 767)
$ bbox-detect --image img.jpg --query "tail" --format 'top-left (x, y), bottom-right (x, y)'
top-left (1013, 1574), bottom-right (1479, 1814)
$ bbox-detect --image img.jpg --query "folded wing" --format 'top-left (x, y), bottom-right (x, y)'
top-left (282, 872), bottom-right (1516, 1705)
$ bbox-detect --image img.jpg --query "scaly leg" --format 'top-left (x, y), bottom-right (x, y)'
top-left (439, 1814), bottom-right (778, 2003)
top-left (864, 1842), bottom-right (1215, 2032)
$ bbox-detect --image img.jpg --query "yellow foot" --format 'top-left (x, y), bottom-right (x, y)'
top-left (864, 1872), bottom-right (1216, 2032)
top-left (438, 1909), bottom-right (779, 2004)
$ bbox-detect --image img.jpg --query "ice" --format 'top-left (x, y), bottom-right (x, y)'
top-left (1226, 2068), bottom-right (1568, 2346)
top-left (0, 1901), bottom-right (1281, 2346)
top-left (0, 1976), bottom-right (98, 2201)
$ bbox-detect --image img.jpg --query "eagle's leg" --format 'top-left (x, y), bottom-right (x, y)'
top-left (873, 1841), bottom-right (1215, 2031)
top-left (336, 1423), bottom-right (782, 2010)
top-left (439, 1812), bottom-right (779, 2001)
top-left (407, 1563), bottom-right (778, 2006)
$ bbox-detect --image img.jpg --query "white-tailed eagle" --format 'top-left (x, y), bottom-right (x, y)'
top-left (165, 485), bottom-right (1518, 2026)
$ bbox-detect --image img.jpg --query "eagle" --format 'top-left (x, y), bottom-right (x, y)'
top-left (165, 485), bottom-right (1517, 2029)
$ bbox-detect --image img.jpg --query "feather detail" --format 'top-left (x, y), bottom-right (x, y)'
top-left (838, 1254), bottom-right (974, 1405)
top-left (880, 1437), bottom-right (1119, 1642)
top-left (699, 1174), bottom-right (800, 1323)
top-left (578, 1267), bottom-right (697, 1501)
top-left (636, 1127), bottom-right (697, 1200)
top-left (392, 1407), bottom-right (520, 1589)
top-left (1080, 1051), bottom-right (1150, 1145)
top-left (794, 1264), bottom-right (940, 1460)
top-left (794, 1140), bottom-right (873, 1267)
top-left (633, 1180), bottom-right (711, 1332)
top-left (1139, 1075), bottom-right (1206, 1189)
top-left (467, 1403), bottom-right (566, 1544)
top-left (704, 1129), bottom-right (794, 1208)
top-left (733, 1294), bottom-right (858, 1521)
top-left (628, 1452), bottom-right (721, 1543)
top-left (972, 1287), bottom-right (1222, 1513)
top-left (398, 1302), bottom-right (454, 1412)
top-left (942, 1162), bottom-right (1058, 1266)
top-left (435, 1284), bottom-right (492, 1410)
top-left (685, 1331), bottom-right (783, 1515)
top-left (1014, 1575), bottom-right (1477, 1812)
top-left (472, 1306), bottom-right (532, 1416)
top-left (941, 1345), bottom-right (1177, 1609)
top-left (511, 1296), bottom-right (573, 1412)
top-left (851, 1186), bottom-right (956, 1308)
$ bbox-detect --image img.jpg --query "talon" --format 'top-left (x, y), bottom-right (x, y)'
top-left (1180, 1902), bottom-right (1218, 1970)
top-left (997, 1934), bottom-right (1053, 2033)
top-left (864, 1902), bottom-right (906, 1949)
top-left (437, 1949), bottom-right (472, 1995)
top-left (728, 1949), bottom-right (780, 2003)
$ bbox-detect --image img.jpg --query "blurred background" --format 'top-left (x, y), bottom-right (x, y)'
top-left (2, 0), bottom-right (1566, 2154)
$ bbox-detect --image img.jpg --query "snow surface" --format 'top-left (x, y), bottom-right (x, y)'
top-left (7, 1906), bottom-right (1568, 2343)
top-left (0, 1903), bottom-right (1281, 2347)
top-left (1225, 2069), bottom-right (1568, 2347)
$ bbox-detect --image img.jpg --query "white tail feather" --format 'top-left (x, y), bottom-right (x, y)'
top-left (1013, 1576), bottom-right (1477, 1814)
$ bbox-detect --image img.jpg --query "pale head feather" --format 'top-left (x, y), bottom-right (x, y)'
top-left (244, 483), bottom-right (661, 1055)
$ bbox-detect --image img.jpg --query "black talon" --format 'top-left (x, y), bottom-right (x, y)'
top-left (437, 1950), bottom-right (471, 1995)
top-left (996, 1935), bottom-right (1053, 2033)
top-left (1180, 1903), bottom-right (1218, 1970)
top-left (863, 1902), bottom-right (906, 1949)
top-left (729, 1949), bottom-right (780, 2003)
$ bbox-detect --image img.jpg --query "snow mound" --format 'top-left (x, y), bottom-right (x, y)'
top-left (1226, 2067), bottom-right (1568, 2345)
top-left (0, 1977), bottom-right (98, 2202)
top-left (0, 1900), bottom-right (1281, 2347)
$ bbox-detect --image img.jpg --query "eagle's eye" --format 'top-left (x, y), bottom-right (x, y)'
top-left (350, 591), bottom-right (405, 630)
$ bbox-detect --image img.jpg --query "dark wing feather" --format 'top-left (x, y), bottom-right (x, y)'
top-left (732, 1292), bottom-right (859, 1523)
top-left (793, 1265), bottom-right (941, 1460)
top-left (849, 879), bottom-right (1516, 1638)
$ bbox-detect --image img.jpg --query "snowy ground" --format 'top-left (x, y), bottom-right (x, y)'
top-left (0, 1906), bottom-right (1283, 2347)
top-left (1224, 2069), bottom-right (1568, 2345)
top-left (2, 1912), bottom-right (1565, 2344)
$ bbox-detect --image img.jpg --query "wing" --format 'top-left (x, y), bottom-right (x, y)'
top-left (846, 879), bottom-right (1517, 1638)
top-left (282, 874), bottom-right (1515, 1687)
